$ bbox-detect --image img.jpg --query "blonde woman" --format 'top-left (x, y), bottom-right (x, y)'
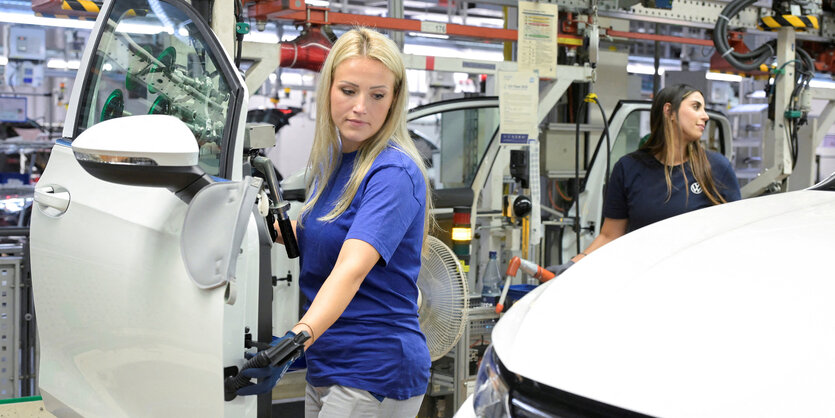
top-left (240, 28), bottom-right (433, 416)
top-left (550, 84), bottom-right (740, 276)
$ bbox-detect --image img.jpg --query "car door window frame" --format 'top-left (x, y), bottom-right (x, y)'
top-left (68, 0), bottom-right (245, 179)
top-left (407, 96), bottom-right (499, 190)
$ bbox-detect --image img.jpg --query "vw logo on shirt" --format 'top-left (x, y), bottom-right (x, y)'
top-left (691, 182), bottom-right (703, 194)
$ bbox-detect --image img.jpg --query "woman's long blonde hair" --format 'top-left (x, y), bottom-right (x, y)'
top-left (642, 84), bottom-right (727, 205)
top-left (301, 28), bottom-right (434, 244)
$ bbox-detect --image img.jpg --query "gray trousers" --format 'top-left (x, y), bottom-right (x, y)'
top-left (304, 384), bottom-right (424, 418)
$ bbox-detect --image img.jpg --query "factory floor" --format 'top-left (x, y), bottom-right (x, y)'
top-left (273, 369), bottom-right (307, 400)
top-left (0, 398), bottom-right (306, 418)
top-left (272, 369), bottom-right (307, 417)
top-left (0, 398), bottom-right (54, 417)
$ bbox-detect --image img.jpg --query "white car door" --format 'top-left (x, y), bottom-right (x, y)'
top-left (28, 1), bottom-right (264, 417)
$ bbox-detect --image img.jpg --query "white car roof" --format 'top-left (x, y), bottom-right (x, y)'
top-left (493, 187), bottom-right (835, 417)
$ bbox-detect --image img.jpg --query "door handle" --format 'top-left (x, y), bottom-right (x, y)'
top-left (34, 186), bottom-right (70, 215)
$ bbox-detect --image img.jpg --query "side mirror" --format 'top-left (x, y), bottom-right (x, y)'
top-left (72, 115), bottom-right (211, 195)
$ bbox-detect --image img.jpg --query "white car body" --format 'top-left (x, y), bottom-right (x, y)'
top-left (459, 175), bottom-right (835, 417)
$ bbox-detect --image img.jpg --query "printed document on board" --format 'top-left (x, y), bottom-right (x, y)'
top-left (498, 71), bottom-right (538, 144)
top-left (518, 1), bottom-right (558, 79)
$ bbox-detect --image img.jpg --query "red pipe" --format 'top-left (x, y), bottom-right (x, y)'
top-left (279, 26), bottom-right (333, 72)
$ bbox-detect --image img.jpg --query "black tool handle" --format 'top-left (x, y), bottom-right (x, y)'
top-left (275, 206), bottom-right (299, 259)
top-left (251, 156), bottom-right (299, 259)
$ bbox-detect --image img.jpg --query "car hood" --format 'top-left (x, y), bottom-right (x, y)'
top-left (493, 189), bottom-right (835, 417)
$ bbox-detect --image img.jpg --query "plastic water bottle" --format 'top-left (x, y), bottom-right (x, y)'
top-left (481, 251), bottom-right (502, 306)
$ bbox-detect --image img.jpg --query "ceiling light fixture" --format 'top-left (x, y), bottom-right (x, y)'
top-left (809, 79), bottom-right (835, 89)
top-left (626, 64), bottom-right (663, 75)
top-left (46, 58), bottom-right (67, 69)
top-left (705, 71), bottom-right (742, 82)
top-left (407, 31), bottom-right (449, 40)
top-left (0, 11), bottom-right (95, 29)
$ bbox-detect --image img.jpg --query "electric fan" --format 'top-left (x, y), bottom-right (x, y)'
top-left (417, 236), bottom-right (469, 361)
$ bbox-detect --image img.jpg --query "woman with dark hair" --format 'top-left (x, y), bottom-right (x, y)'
top-left (550, 84), bottom-right (741, 275)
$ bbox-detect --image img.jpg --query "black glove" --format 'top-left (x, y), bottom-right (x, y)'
top-left (546, 260), bottom-right (574, 277)
top-left (265, 211), bottom-right (278, 243)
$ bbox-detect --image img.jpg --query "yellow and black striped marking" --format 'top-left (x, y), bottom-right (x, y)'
top-left (61, 0), bottom-right (101, 13)
top-left (54, 2), bottom-right (146, 18)
top-left (758, 15), bottom-right (819, 31)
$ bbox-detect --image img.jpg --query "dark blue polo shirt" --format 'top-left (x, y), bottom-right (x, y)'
top-left (603, 149), bottom-right (741, 232)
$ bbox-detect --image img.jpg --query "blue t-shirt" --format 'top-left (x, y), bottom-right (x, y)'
top-left (603, 149), bottom-right (741, 232)
top-left (296, 146), bottom-right (430, 400)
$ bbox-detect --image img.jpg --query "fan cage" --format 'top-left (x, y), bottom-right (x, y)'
top-left (418, 236), bottom-right (469, 361)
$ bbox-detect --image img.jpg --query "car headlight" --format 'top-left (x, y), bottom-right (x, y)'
top-left (473, 344), bottom-right (510, 417)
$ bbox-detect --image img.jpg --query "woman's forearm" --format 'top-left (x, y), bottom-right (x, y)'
top-left (291, 239), bottom-right (379, 348)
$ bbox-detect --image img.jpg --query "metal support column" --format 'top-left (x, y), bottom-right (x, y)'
top-left (211, 0), bottom-right (237, 64)
top-left (653, 23), bottom-right (661, 95)
top-left (741, 27), bottom-right (795, 197)
top-left (388, 0), bottom-right (404, 50)
top-left (774, 27), bottom-right (796, 187)
top-left (792, 88), bottom-right (835, 189)
top-left (241, 42), bottom-right (280, 96)
top-left (453, 321), bottom-right (469, 410)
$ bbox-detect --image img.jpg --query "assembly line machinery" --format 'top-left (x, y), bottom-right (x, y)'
top-left (19, 0), bottom-right (835, 416)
